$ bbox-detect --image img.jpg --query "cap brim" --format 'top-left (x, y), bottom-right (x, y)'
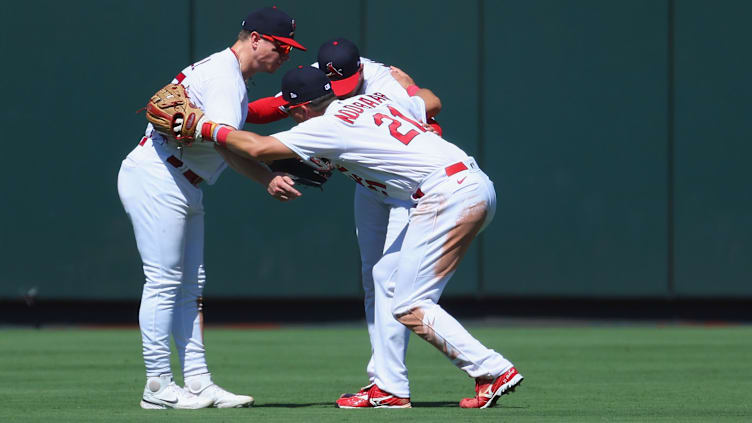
top-left (269, 35), bottom-right (306, 51)
top-left (330, 69), bottom-right (362, 97)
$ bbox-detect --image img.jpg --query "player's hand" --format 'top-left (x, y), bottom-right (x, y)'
top-left (267, 173), bottom-right (302, 202)
top-left (390, 66), bottom-right (415, 89)
top-left (174, 116), bottom-right (210, 142)
top-left (422, 122), bottom-right (439, 134)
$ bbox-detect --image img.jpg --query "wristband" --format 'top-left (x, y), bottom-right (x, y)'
top-left (406, 84), bottom-right (420, 96)
top-left (200, 121), bottom-right (218, 140)
top-left (215, 126), bottom-right (232, 145)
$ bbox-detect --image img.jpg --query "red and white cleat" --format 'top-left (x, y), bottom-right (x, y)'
top-left (335, 383), bottom-right (373, 408)
top-left (335, 383), bottom-right (411, 408)
top-left (459, 366), bottom-right (523, 409)
top-left (367, 385), bottom-right (411, 408)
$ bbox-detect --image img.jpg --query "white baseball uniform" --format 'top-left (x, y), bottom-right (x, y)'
top-left (341, 59), bottom-right (424, 397)
top-left (273, 92), bottom-right (514, 393)
top-left (118, 47), bottom-right (248, 379)
top-left (257, 58), bottom-right (429, 396)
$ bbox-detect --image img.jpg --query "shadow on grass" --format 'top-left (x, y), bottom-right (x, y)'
top-left (411, 401), bottom-right (457, 407)
top-left (412, 402), bottom-right (528, 409)
top-left (256, 402), bottom-right (529, 409)
top-left (255, 402), bottom-right (334, 408)
top-left (256, 401), bottom-right (457, 408)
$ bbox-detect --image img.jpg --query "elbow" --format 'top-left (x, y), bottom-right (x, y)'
top-left (433, 97), bottom-right (442, 116)
top-left (244, 144), bottom-right (265, 160)
top-left (427, 97), bottom-right (442, 118)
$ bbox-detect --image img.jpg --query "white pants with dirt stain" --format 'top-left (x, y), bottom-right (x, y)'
top-left (387, 160), bottom-right (513, 386)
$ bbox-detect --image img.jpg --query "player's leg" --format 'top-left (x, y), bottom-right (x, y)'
top-left (391, 172), bottom-right (521, 407)
top-left (167, 187), bottom-right (254, 408)
top-left (118, 144), bottom-right (212, 410)
top-left (118, 156), bottom-right (188, 378)
top-left (338, 190), bottom-right (413, 408)
top-left (336, 186), bottom-right (388, 407)
top-left (370, 204), bottom-right (412, 400)
top-left (171, 198), bottom-right (207, 379)
top-left (353, 186), bottom-right (389, 380)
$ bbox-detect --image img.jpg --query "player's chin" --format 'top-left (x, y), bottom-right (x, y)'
top-left (267, 61), bottom-right (283, 73)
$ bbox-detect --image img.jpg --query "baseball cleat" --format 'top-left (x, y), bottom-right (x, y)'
top-left (185, 373), bottom-right (254, 408)
top-left (459, 366), bottom-right (523, 409)
top-left (336, 384), bottom-right (411, 409)
top-left (367, 384), bottom-right (411, 408)
top-left (140, 374), bottom-right (214, 409)
top-left (335, 382), bottom-right (373, 408)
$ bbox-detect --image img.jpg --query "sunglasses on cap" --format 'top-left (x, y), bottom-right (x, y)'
top-left (283, 100), bottom-right (311, 113)
top-left (260, 34), bottom-right (293, 55)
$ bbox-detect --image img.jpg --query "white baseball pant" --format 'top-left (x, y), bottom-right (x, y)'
top-left (354, 183), bottom-right (412, 397)
top-left (388, 158), bottom-right (513, 380)
top-left (117, 137), bottom-right (208, 378)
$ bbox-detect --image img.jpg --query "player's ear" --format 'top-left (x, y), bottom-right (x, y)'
top-left (250, 31), bottom-right (262, 48)
top-left (288, 107), bottom-right (306, 123)
top-left (303, 105), bottom-right (314, 120)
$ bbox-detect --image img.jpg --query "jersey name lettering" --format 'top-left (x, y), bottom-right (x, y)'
top-left (334, 92), bottom-right (391, 124)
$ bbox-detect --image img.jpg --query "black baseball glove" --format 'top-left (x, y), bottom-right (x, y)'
top-left (268, 158), bottom-right (333, 190)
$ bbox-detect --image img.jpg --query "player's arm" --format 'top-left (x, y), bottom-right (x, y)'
top-left (246, 95), bottom-right (289, 123)
top-left (215, 145), bottom-right (301, 201)
top-left (202, 123), bottom-right (296, 162)
top-left (390, 66), bottom-right (442, 118)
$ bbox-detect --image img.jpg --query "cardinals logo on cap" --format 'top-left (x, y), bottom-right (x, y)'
top-left (290, 19), bottom-right (295, 36)
top-left (326, 62), bottom-right (344, 78)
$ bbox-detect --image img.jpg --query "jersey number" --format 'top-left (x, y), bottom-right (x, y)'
top-left (373, 105), bottom-right (426, 145)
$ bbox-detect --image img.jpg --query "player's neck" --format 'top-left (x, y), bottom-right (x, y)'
top-left (230, 41), bottom-right (256, 80)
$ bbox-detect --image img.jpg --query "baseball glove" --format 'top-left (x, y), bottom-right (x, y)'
top-left (145, 83), bottom-right (204, 147)
top-left (268, 158), bottom-right (333, 190)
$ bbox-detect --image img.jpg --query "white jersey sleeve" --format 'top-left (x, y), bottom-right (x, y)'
top-left (272, 117), bottom-right (348, 164)
top-left (361, 58), bottom-right (427, 122)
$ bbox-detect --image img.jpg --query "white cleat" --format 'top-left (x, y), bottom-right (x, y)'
top-left (185, 373), bottom-right (255, 408)
top-left (140, 374), bottom-right (214, 409)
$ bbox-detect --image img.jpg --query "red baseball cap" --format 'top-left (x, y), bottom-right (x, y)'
top-left (317, 38), bottom-right (362, 96)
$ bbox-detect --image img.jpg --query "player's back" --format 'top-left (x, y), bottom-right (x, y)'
top-left (324, 92), bottom-right (469, 200)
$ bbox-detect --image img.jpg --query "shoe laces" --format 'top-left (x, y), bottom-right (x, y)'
top-left (358, 383), bottom-right (375, 395)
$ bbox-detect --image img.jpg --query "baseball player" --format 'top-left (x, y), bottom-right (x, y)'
top-left (117, 7), bottom-right (305, 409)
top-left (187, 66), bottom-right (524, 408)
top-left (244, 38), bottom-right (443, 408)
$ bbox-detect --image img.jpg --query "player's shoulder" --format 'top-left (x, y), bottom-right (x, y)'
top-left (191, 49), bottom-right (238, 78)
top-left (361, 57), bottom-right (389, 75)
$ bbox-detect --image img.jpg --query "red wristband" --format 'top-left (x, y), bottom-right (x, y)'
top-left (215, 126), bottom-right (232, 145)
top-left (406, 85), bottom-right (420, 96)
top-left (200, 121), bottom-right (216, 140)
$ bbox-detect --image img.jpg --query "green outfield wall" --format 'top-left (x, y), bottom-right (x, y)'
top-left (1, 0), bottom-right (749, 301)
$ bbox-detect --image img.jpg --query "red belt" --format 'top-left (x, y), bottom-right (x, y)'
top-left (138, 136), bottom-right (204, 186)
top-left (444, 161), bottom-right (468, 177)
top-left (165, 155), bottom-right (203, 186)
top-left (412, 161), bottom-right (468, 199)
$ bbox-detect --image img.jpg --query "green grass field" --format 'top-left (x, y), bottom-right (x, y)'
top-left (1, 323), bottom-right (750, 422)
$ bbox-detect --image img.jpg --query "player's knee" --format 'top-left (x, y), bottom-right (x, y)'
top-left (392, 302), bottom-right (415, 323)
top-left (373, 261), bottom-right (397, 295)
top-left (393, 306), bottom-right (427, 335)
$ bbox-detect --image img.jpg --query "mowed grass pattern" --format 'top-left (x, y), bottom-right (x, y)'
top-left (0, 324), bottom-right (750, 422)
